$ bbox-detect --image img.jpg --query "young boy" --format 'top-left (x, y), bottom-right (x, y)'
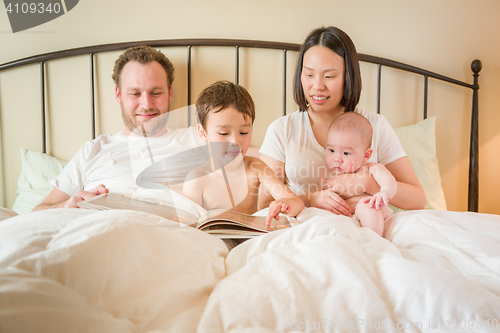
top-left (183, 80), bottom-right (304, 226)
top-left (319, 112), bottom-right (397, 236)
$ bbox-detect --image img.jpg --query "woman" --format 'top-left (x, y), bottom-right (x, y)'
top-left (259, 26), bottom-right (426, 215)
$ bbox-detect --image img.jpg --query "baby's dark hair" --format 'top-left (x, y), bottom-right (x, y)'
top-left (196, 80), bottom-right (255, 128)
top-left (329, 112), bottom-right (372, 148)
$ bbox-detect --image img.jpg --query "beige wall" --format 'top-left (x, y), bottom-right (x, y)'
top-left (0, 0), bottom-right (499, 214)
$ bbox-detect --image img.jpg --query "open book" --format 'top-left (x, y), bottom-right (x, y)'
top-left (77, 193), bottom-right (295, 238)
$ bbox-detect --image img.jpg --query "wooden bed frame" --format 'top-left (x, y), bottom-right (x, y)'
top-left (0, 39), bottom-right (481, 211)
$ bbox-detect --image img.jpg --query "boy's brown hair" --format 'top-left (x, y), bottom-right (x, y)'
top-left (329, 112), bottom-right (372, 148)
top-left (196, 80), bottom-right (255, 128)
top-left (112, 46), bottom-right (175, 88)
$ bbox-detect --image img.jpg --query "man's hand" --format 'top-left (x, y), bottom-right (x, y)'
top-left (64, 185), bottom-right (109, 208)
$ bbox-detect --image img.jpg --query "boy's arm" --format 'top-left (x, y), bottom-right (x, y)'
top-left (253, 159), bottom-right (305, 219)
top-left (257, 154), bottom-right (284, 209)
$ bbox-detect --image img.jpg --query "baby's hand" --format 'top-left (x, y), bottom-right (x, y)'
top-left (368, 190), bottom-right (391, 210)
top-left (266, 201), bottom-right (291, 226)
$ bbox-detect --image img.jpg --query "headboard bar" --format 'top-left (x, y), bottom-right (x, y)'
top-left (187, 45), bottom-right (193, 126)
top-left (283, 49), bottom-right (287, 117)
top-left (0, 39), bottom-right (301, 71)
top-left (360, 54), bottom-right (474, 89)
top-left (424, 75), bottom-right (429, 119)
top-left (468, 59), bottom-right (482, 212)
top-left (40, 61), bottom-right (47, 154)
top-left (235, 46), bottom-right (240, 84)
top-left (90, 53), bottom-right (96, 140)
top-left (0, 39), bottom-right (481, 211)
top-left (376, 64), bottom-right (382, 114)
top-left (0, 39), bottom-right (475, 91)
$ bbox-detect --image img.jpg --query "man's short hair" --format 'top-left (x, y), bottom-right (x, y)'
top-left (196, 80), bottom-right (255, 128)
top-left (112, 46), bottom-right (175, 88)
top-left (329, 111), bottom-right (372, 148)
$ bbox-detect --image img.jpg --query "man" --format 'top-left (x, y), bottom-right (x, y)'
top-left (34, 46), bottom-right (203, 211)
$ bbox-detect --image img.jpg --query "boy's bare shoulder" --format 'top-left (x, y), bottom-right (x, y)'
top-left (244, 155), bottom-right (264, 165)
top-left (185, 162), bottom-right (212, 182)
top-left (243, 156), bottom-right (267, 173)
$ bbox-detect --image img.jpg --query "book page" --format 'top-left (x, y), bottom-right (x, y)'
top-left (78, 193), bottom-right (198, 225)
top-left (197, 209), bottom-right (291, 233)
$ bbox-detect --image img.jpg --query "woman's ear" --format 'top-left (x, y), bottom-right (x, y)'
top-left (197, 123), bottom-right (208, 142)
top-left (364, 148), bottom-right (373, 161)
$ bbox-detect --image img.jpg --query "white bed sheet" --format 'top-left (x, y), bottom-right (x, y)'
top-left (0, 199), bottom-right (499, 333)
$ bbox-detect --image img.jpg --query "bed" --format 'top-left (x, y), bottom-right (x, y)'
top-left (1, 39), bottom-right (499, 333)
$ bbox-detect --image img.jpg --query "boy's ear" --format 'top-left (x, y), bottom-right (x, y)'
top-left (364, 148), bottom-right (373, 161)
top-left (197, 123), bottom-right (208, 142)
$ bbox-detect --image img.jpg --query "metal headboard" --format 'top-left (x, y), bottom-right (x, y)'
top-left (0, 39), bottom-right (481, 211)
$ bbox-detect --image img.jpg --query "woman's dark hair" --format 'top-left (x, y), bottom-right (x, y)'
top-left (293, 26), bottom-right (362, 112)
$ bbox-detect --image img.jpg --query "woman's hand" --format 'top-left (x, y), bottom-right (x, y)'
top-left (308, 189), bottom-right (352, 216)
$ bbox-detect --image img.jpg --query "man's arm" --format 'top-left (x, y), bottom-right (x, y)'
top-left (33, 185), bottom-right (109, 211)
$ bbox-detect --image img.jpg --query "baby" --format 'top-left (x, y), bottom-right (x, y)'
top-left (319, 112), bottom-right (397, 236)
top-left (183, 80), bottom-right (304, 225)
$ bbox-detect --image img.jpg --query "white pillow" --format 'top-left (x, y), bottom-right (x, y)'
top-left (12, 149), bottom-right (67, 214)
top-left (394, 117), bottom-right (447, 210)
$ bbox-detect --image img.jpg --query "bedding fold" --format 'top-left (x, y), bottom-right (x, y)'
top-left (1, 204), bottom-right (499, 333)
top-left (197, 210), bottom-right (500, 333)
top-left (0, 207), bottom-right (228, 333)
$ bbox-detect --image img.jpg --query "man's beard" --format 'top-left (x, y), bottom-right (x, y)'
top-left (121, 104), bottom-right (170, 136)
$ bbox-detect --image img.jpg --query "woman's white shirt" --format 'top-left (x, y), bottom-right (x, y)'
top-left (259, 109), bottom-right (406, 196)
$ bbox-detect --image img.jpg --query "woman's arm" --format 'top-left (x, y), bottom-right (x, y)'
top-left (384, 157), bottom-right (426, 210)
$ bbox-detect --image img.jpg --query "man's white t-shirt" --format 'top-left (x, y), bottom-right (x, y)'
top-left (50, 126), bottom-right (205, 196)
top-left (259, 109), bottom-right (406, 196)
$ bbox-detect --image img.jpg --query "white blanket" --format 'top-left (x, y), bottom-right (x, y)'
top-left (198, 209), bottom-right (500, 332)
top-left (1, 202), bottom-right (499, 333)
top-left (0, 207), bottom-right (228, 333)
